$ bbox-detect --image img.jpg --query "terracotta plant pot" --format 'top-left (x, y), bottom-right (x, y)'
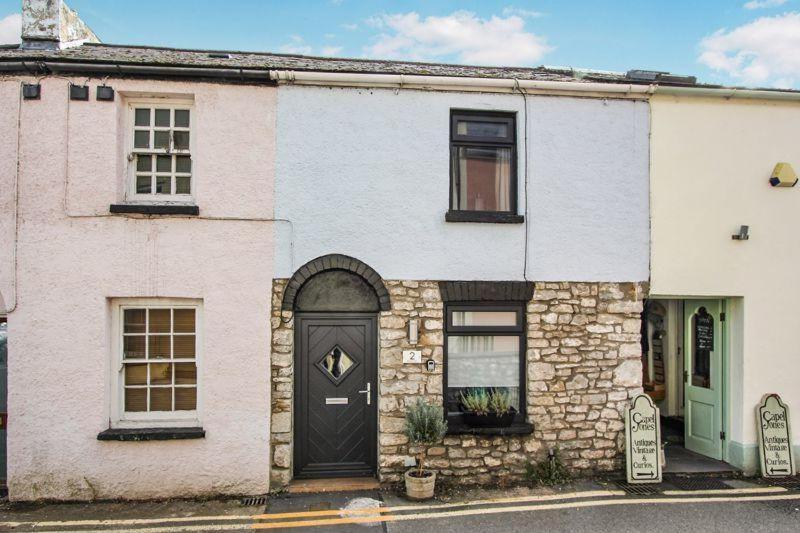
top-left (405, 469), bottom-right (436, 500)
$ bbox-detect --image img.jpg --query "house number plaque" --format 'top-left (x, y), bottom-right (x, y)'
top-left (625, 394), bottom-right (663, 483)
top-left (757, 393), bottom-right (795, 478)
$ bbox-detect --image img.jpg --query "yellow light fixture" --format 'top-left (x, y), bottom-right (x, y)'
top-left (769, 163), bottom-right (798, 187)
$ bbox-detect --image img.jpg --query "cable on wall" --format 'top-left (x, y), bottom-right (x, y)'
top-left (513, 79), bottom-right (531, 282)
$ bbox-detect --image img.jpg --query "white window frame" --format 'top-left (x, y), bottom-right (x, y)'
top-left (125, 97), bottom-right (196, 205)
top-left (110, 298), bottom-right (203, 428)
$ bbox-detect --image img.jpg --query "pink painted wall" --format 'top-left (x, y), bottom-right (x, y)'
top-left (0, 76), bottom-right (276, 500)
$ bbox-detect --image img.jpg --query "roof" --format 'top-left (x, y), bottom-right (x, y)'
top-left (0, 42), bottom-right (638, 84)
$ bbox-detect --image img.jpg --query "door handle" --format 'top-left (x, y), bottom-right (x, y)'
top-left (358, 382), bottom-right (371, 405)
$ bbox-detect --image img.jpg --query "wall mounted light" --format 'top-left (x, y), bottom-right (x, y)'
top-left (69, 84), bottom-right (89, 101)
top-left (408, 319), bottom-right (419, 345)
top-left (22, 83), bottom-right (40, 100)
top-left (96, 85), bottom-right (115, 101)
top-left (769, 163), bottom-right (797, 187)
top-left (732, 225), bottom-right (750, 241)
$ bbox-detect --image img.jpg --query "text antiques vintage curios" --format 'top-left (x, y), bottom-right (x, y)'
top-left (625, 394), bottom-right (663, 483)
top-left (756, 394), bottom-right (796, 478)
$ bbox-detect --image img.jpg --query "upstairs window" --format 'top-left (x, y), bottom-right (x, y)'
top-left (449, 111), bottom-right (519, 223)
top-left (128, 100), bottom-right (193, 202)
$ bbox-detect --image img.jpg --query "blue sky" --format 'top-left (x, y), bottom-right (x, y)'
top-left (1, 1), bottom-right (799, 88)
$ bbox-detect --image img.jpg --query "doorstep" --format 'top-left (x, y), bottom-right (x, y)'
top-left (287, 477), bottom-right (381, 494)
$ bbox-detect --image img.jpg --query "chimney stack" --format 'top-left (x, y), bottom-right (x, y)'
top-left (21, 0), bottom-right (100, 50)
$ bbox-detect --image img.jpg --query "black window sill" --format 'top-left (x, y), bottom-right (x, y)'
top-left (446, 422), bottom-right (533, 436)
top-left (97, 427), bottom-right (205, 441)
top-left (445, 210), bottom-right (524, 224)
top-left (110, 204), bottom-right (199, 216)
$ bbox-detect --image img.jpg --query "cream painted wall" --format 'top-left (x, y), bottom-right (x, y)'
top-left (0, 77), bottom-right (276, 500)
top-left (650, 94), bottom-right (800, 470)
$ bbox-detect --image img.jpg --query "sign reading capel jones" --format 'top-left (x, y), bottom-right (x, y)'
top-left (625, 394), bottom-right (662, 483)
top-left (757, 394), bottom-right (796, 478)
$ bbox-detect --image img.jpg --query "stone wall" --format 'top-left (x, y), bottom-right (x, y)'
top-left (269, 279), bottom-right (646, 489)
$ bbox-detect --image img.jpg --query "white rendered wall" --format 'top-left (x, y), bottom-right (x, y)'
top-left (0, 77), bottom-right (276, 500)
top-left (650, 95), bottom-right (800, 471)
top-left (275, 86), bottom-right (650, 282)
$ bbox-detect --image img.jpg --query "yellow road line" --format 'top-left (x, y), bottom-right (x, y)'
top-left (662, 486), bottom-right (786, 496)
top-left (253, 489), bottom-right (625, 520)
top-left (251, 493), bottom-right (800, 529)
top-left (0, 514), bottom-right (255, 529)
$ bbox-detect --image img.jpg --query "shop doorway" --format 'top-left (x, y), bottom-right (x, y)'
top-left (642, 299), bottom-right (734, 472)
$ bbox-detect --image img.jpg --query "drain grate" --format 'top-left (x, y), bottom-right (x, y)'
top-left (768, 476), bottom-right (800, 490)
top-left (667, 476), bottom-right (730, 490)
top-left (614, 480), bottom-right (665, 495)
top-left (240, 495), bottom-right (269, 506)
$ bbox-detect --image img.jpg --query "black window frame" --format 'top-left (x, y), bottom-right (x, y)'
top-left (448, 110), bottom-right (522, 224)
top-left (443, 301), bottom-right (527, 429)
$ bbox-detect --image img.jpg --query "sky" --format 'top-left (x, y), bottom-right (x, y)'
top-left (0, 1), bottom-right (799, 88)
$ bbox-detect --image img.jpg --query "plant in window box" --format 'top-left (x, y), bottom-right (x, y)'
top-left (404, 399), bottom-right (447, 500)
top-left (460, 388), bottom-right (516, 428)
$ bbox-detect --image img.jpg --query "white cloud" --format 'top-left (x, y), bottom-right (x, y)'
top-left (502, 6), bottom-right (543, 18)
top-left (364, 10), bottom-right (551, 66)
top-left (743, 0), bottom-right (787, 9)
top-left (0, 13), bottom-right (21, 45)
top-left (279, 35), bottom-right (312, 55)
top-left (321, 46), bottom-right (343, 56)
top-left (698, 12), bottom-right (800, 88)
top-left (341, 23), bottom-right (358, 31)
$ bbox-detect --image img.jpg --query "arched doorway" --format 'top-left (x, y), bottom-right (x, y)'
top-left (284, 255), bottom-right (389, 479)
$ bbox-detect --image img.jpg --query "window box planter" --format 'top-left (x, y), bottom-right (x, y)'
top-left (461, 408), bottom-right (516, 428)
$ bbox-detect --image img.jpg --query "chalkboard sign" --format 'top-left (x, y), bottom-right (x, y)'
top-left (694, 309), bottom-right (714, 352)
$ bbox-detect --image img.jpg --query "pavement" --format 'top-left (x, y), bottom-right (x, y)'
top-left (0, 476), bottom-right (799, 532)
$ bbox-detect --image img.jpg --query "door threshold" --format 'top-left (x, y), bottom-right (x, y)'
top-left (288, 477), bottom-right (380, 494)
top-left (664, 445), bottom-right (740, 474)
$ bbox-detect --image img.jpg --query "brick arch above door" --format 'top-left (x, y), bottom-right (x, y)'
top-left (281, 254), bottom-right (391, 312)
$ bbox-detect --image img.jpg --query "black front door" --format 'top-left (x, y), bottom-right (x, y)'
top-left (294, 314), bottom-right (377, 478)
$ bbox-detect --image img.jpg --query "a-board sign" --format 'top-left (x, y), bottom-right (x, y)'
top-left (693, 309), bottom-right (714, 352)
top-left (757, 394), bottom-right (796, 478)
top-left (625, 394), bottom-right (663, 483)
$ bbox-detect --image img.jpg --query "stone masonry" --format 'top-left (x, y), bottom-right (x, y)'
top-left (270, 279), bottom-right (646, 489)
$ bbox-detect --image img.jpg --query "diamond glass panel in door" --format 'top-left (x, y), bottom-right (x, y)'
top-left (447, 335), bottom-right (520, 414)
top-left (453, 147), bottom-right (512, 212)
top-left (319, 346), bottom-right (355, 383)
top-left (121, 307), bottom-right (197, 414)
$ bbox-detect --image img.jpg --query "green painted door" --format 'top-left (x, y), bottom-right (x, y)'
top-left (683, 299), bottom-right (724, 460)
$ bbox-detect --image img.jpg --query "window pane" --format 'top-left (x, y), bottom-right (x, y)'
top-left (156, 155), bottom-right (172, 172)
top-left (173, 131), bottom-right (190, 150)
top-left (175, 177), bottom-right (191, 195)
top-left (155, 176), bottom-right (171, 194)
top-left (456, 120), bottom-right (509, 139)
top-left (176, 156), bottom-right (191, 173)
top-left (125, 388), bottom-right (147, 411)
top-left (148, 336), bottom-right (170, 359)
top-left (174, 109), bottom-right (190, 128)
top-left (175, 363), bottom-right (197, 384)
top-left (134, 130), bottom-right (150, 149)
top-left (154, 131), bottom-right (170, 149)
top-left (175, 387), bottom-right (196, 411)
top-left (123, 335), bottom-right (146, 359)
top-left (124, 363), bottom-right (147, 385)
top-left (447, 335), bottom-right (519, 413)
top-left (136, 175), bottom-right (152, 194)
top-left (154, 109), bottom-right (170, 127)
top-left (455, 146), bottom-right (512, 212)
top-left (149, 363), bottom-right (172, 385)
top-left (149, 309), bottom-right (171, 333)
top-left (136, 155), bottom-right (152, 172)
top-left (134, 108), bottom-right (150, 127)
top-left (124, 309), bottom-right (146, 333)
top-left (452, 311), bottom-right (517, 327)
top-left (174, 309), bottom-right (195, 333)
top-left (173, 335), bottom-right (195, 358)
top-left (150, 388), bottom-right (172, 411)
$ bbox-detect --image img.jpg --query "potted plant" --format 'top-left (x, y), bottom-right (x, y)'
top-left (460, 388), bottom-right (516, 428)
top-left (404, 398), bottom-right (447, 500)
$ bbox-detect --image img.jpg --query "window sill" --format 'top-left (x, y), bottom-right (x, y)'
top-left (97, 427), bottom-right (205, 441)
top-left (109, 204), bottom-right (199, 216)
top-left (445, 211), bottom-right (524, 224)
top-left (446, 422), bottom-right (533, 436)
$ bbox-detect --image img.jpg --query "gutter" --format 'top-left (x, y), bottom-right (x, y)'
top-left (654, 85), bottom-right (800, 101)
top-left (0, 61), bottom-right (274, 82)
top-left (269, 70), bottom-right (654, 98)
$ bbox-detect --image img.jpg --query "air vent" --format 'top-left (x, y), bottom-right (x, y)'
top-left (208, 53), bottom-right (232, 59)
